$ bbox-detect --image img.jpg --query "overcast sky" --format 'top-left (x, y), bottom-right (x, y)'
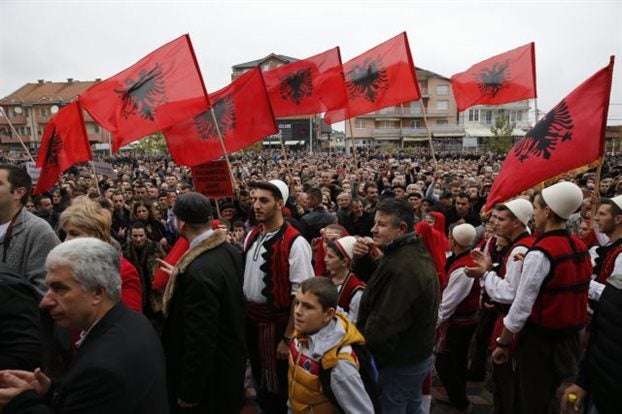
top-left (1, 0), bottom-right (620, 124)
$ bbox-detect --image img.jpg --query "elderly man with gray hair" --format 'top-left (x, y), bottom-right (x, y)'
top-left (0, 238), bottom-right (168, 414)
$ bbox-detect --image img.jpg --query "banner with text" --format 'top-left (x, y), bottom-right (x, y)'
top-left (191, 160), bottom-right (234, 199)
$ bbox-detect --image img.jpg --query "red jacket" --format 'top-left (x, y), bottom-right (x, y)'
top-left (120, 256), bottom-right (142, 313)
top-left (595, 238), bottom-right (622, 284)
top-left (528, 230), bottom-right (591, 332)
top-left (415, 219), bottom-right (448, 290)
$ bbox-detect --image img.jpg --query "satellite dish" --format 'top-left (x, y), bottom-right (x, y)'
top-left (14, 107), bottom-right (22, 114)
top-left (50, 105), bottom-right (59, 114)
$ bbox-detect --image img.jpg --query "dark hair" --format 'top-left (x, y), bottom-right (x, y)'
top-left (251, 182), bottom-right (282, 201)
top-left (601, 197), bottom-right (622, 216)
top-left (131, 221), bottom-right (147, 231)
top-left (376, 198), bottom-right (414, 229)
top-left (456, 192), bottom-right (470, 200)
top-left (364, 183), bottom-right (378, 192)
top-left (0, 164), bottom-right (32, 204)
top-left (300, 277), bottom-right (338, 311)
top-left (132, 201), bottom-right (153, 221)
top-left (393, 184), bottom-right (406, 191)
top-left (307, 188), bottom-right (323, 205)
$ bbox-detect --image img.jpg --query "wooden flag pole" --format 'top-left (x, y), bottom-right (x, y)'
top-left (184, 34), bottom-right (238, 193)
top-left (0, 108), bottom-right (36, 163)
top-left (420, 101), bottom-right (437, 166)
top-left (347, 118), bottom-right (358, 166)
top-left (89, 161), bottom-right (102, 196)
top-left (209, 107), bottom-right (238, 191)
top-left (591, 158), bottom-right (604, 218)
top-left (215, 200), bottom-right (222, 219)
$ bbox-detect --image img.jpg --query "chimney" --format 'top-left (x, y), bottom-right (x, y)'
top-left (37, 79), bottom-right (44, 84)
top-left (67, 78), bottom-right (74, 83)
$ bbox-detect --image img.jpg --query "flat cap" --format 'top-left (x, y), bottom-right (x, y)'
top-left (173, 192), bottom-right (213, 224)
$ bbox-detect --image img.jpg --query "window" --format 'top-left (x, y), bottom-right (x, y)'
top-left (510, 111), bottom-right (516, 122)
top-left (376, 120), bottom-right (399, 129)
top-left (436, 119), bottom-right (448, 125)
top-left (436, 100), bottom-right (449, 111)
top-left (436, 84), bottom-right (449, 96)
top-left (404, 119), bottom-right (423, 128)
top-left (516, 111), bottom-right (523, 121)
top-left (483, 110), bottom-right (493, 124)
top-left (355, 119), bottom-right (366, 129)
top-left (93, 124), bottom-right (100, 133)
top-left (468, 109), bottom-right (479, 122)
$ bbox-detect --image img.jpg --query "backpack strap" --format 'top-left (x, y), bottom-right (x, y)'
top-left (318, 344), bottom-right (359, 414)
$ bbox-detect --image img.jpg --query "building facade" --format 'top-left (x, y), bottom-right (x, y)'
top-left (0, 79), bottom-right (109, 150)
top-left (460, 100), bottom-right (532, 150)
top-left (345, 68), bottom-right (464, 151)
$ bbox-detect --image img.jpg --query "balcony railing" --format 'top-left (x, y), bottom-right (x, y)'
top-left (370, 125), bottom-right (465, 139)
top-left (0, 115), bottom-right (27, 125)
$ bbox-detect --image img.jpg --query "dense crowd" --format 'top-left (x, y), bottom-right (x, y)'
top-left (0, 148), bottom-right (621, 414)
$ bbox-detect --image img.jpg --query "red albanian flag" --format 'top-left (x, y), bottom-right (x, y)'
top-left (451, 43), bottom-right (537, 113)
top-left (262, 47), bottom-right (347, 117)
top-left (80, 34), bottom-right (209, 152)
top-left (35, 101), bottom-right (92, 194)
top-left (164, 67), bottom-right (277, 167)
top-left (324, 32), bottom-right (421, 124)
top-left (485, 57), bottom-right (614, 211)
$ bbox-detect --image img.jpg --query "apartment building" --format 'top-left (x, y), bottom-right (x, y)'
top-left (0, 79), bottom-right (109, 150)
top-left (345, 67), bottom-right (464, 151)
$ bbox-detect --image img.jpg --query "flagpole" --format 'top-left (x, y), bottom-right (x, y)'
top-left (0, 107), bottom-right (36, 163)
top-left (591, 158), bottom-right (604, 218)
top-left (309, 117), bottom-right (313, 154)
top-left (420, 101), bottom-right (437, 166)
top-left (184, 33), bottom-right (238, 192)
top-left (215, 200), bottom-right (221, 219)
top-left (208, 107), bottom-right (238, 191)
top-left (534, 98), bottom-right (539, 123)
top-left (347, 118), bottom-right (358, 166)
top-left (89, 161), bottom-right (102, 196)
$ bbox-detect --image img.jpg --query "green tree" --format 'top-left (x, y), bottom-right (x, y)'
top-left (131, 132), bottom-right (168, 154)
top-left (489, 114), bottom-right (514, 154)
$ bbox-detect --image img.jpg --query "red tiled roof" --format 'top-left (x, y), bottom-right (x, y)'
top-left (0, 80), bottom-right (97, 105)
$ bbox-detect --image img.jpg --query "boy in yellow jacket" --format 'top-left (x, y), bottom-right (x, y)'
top-left (288, 277), bottom-right (374, 414)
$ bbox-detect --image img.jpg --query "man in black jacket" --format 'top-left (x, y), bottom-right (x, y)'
top-left (352, 198), bottom-right (439, 413)
top-left (0, 264), bottom-right (42, 371)
top-left (561, 280), bottom-right (622, 414)
top-left (160, 192), bottom-right (246, 413)
top-left (0, 237), bottom-right (168, 414)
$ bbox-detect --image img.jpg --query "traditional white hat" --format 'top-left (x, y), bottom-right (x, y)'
top-left (269, 179), bottom-right (289, 202)
top-left (541, 181), bottom-right (583, 219)
top-left (452, 223), bottom-right (477, 247)
top-left (503, 198), bottom-right (534, 227)
top-left (611, 195), bottom-right (622, 211)
top-left (334, 236), bottom-right (357, 261)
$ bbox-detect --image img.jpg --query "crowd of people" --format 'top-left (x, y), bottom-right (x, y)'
top-left (0, 147), bottom-right (621, 414)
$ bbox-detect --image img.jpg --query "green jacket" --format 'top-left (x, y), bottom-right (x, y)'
top-left (355, 233), bottom-right (439, 368)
